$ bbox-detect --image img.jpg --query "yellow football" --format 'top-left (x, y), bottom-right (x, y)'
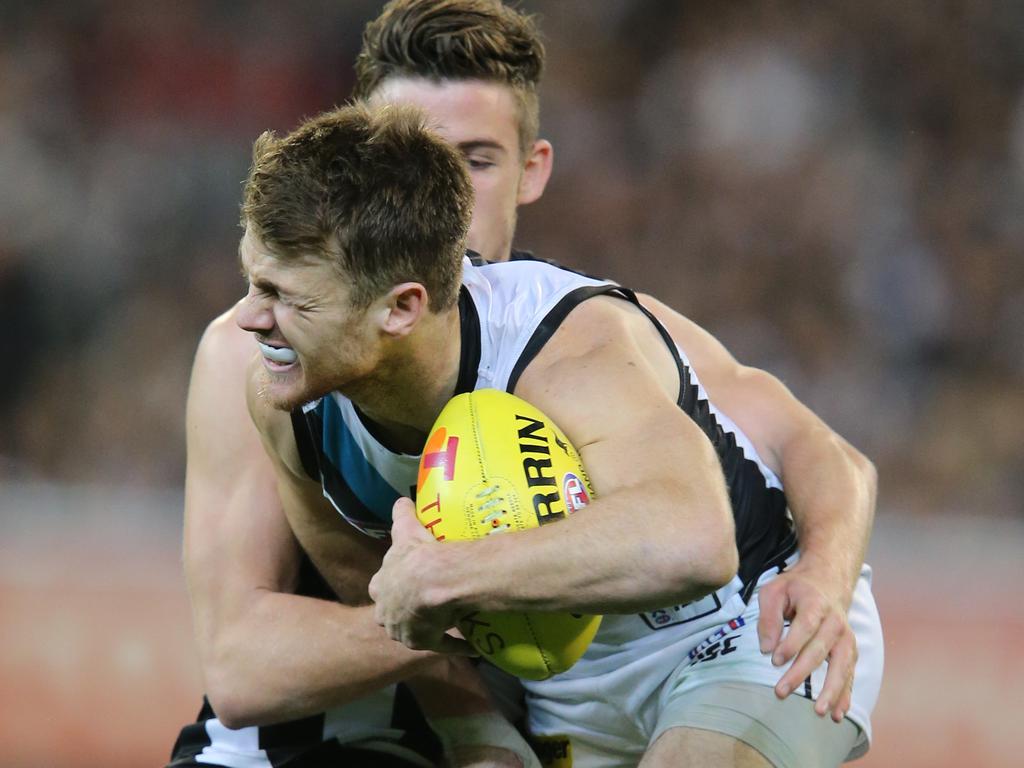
top-left (416, 388), bottom-right (601, 680)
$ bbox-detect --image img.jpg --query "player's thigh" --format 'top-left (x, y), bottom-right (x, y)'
top-left (647, 681), bottom-right (859, 768)
top-left (641, 726), bottom-right (771, 768)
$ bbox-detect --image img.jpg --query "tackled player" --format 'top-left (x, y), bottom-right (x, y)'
top-left (237, 102), bottom-right (883, 768)
top-left (170, 3), bottom-right (882, 767)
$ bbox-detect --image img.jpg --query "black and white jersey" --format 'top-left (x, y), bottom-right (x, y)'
top-left (292, 255), bottom-right (797, 672)
top-left (166, 557), bottom-right (440, 768)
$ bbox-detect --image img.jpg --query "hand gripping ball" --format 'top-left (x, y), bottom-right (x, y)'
top-left (416, 388), bottom-right (601, 680)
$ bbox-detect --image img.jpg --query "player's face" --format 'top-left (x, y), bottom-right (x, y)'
top-left (369, 77), bottom-right (548, 263)
top-left (235, 226), bottom-right (378, 410)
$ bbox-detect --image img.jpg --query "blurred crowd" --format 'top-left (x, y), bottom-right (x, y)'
top-left (1, 0), bottom-right (1021, 518)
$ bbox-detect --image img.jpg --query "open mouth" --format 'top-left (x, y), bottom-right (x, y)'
top-left (258, 340), bottom-right (298, 370)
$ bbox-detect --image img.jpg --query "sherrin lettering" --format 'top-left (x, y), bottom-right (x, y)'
top-left (415, 388), bottom-right (601, 680)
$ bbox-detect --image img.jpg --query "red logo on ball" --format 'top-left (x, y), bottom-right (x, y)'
top-left (419, 427), bottom-right (459, 489)
top-left (563, 473), bottom-right (590, 513)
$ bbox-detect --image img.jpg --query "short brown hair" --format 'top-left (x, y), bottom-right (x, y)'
top-left (241, 102), bottom-right (472, 312)
top-left (354, 0), bottom-right (544, 154)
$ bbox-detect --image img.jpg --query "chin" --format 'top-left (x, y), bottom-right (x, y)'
top-left (258, 368), bottom-right (325, 411)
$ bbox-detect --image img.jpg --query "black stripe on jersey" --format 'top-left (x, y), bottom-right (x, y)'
top-left (169, 708), bottom-right (436, 767)
top-left (260, 712), bottom-right (326, 756)
top-left (166, 699), bottom-right (215, 765)
top-left (165, 700), bottom-right (346, 768)
top-left (620, 290), bottom-right (797, 591)
top-left (506, 284), bottom-right (626, 392)
top-left (294, 401), bottom-right (391, 537)
top-left (504, 284), bottom-right (796, 597)
top-left (292, 408), bottom-right (322, 482)
top-left (308, 405), bottom-right (390, 536)
top-left (340, 287), bottom-right (480, 449)
top-left (455, 285), bottom-right (482, 395)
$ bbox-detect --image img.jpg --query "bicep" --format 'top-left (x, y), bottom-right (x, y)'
top-left (511, 297), bottom-right (738, 592)
top-left (514, 297), bottom-right (725, 504)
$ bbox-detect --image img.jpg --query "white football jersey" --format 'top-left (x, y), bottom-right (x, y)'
top-left (293, 255), bottom-right (797, 674)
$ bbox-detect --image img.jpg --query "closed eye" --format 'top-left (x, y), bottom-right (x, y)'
top-left (458, 140), bottom-right (505, 171)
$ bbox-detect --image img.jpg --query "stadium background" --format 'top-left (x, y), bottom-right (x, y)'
top-left (1, 1), bottom-right (1021, 765)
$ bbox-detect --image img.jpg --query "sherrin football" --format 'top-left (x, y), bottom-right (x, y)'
top-left (416, 388), bottom-right (601, 680)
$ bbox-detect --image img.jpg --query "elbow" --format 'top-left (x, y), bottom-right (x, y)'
top-left (696, 489), bottom-right (739, 592)
top-left (660, 511), bottom-right (738, 600)
top-left (845, 443), bottom-right (878, 516)
top-left (207, 680), bottom-right (283, 730)
top-left (697, 528), bottom-right (739, 594)
top-left (203, 649), bottom-right (276, 729)
top-left (206, 692), bottom-right (251, 731)
top-left (857, 451), bottom-right (878, 500)
top-left (204, 666), bottom-right (258, 729)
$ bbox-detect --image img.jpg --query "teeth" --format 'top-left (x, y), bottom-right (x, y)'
top-left (258, 342), bottom-right (297, 364)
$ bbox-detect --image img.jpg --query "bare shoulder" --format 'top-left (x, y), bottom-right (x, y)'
top-left (187, 302), bottom-right (261, 451)
top-left (519, 294), bottom-right (678, 396)
top-left (185, 299), bottom-right (303, 483)
top-left (514, 294), bottom-right (682, 446)
top-left (636, 293), bottom-right (742, 376)
top-left (193, 301), bottom-right (256, 381)
top-left (188, 303), bottom-right (257, 430)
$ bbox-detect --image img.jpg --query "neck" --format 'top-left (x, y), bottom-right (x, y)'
top-left (345, 305), bottom-right (463, 454)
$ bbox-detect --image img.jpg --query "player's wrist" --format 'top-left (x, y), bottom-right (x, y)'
top-left (420, 539), bottom-right (477, 613)
top-left (790, 550), bottom-right (856, 607)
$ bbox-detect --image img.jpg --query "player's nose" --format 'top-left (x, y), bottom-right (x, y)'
top-left (236, 289), bottom-right (274, 334)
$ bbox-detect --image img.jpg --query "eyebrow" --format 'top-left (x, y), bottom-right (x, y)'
top-left (237, 242), bottom-right (292, 297)
top-left (457, 140), bottom-right (508, 155)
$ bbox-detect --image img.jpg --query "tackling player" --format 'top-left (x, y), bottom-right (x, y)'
top-left (170, 2), bottom-right (879, 766)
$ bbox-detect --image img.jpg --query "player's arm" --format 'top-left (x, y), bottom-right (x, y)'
top-left (371, 295), bottom-right (739, 638)
top-left (640, 294), bottom-right (876, 721)
top-left (185, 310), bottom-right (438, 728)
top-left (245, 354), bottom-right (539, 767)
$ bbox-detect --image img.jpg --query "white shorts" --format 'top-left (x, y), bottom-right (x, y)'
top-left (524, 562), bottom-right (883, 767)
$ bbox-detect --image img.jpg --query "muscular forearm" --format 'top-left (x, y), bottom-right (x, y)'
top-left (779, 427), bottom-right (876, 603)
top-left (433, 382), bottom-right (737, 615)
top-left (424, 485), bottom-right (737, 616)
top-left (203, 592), bottom-right (434, 727)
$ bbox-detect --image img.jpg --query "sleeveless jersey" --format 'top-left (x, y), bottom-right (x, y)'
top-left (166, 252), bottom-right (540, 768)
top-left (292, 256), bottom-right (797, 677)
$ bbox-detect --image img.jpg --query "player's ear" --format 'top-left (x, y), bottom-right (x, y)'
top-left (517, 139), bottom-right (553, 205)
top-left (378, 282), bottom-right (428, 338)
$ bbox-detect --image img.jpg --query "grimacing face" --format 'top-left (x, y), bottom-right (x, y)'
top-left (369, 76), bottom-right (550, 263)
top-left (235, 225), bottom-right (381, 411)
top-left (235, 79), bottom-right (553, 409)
